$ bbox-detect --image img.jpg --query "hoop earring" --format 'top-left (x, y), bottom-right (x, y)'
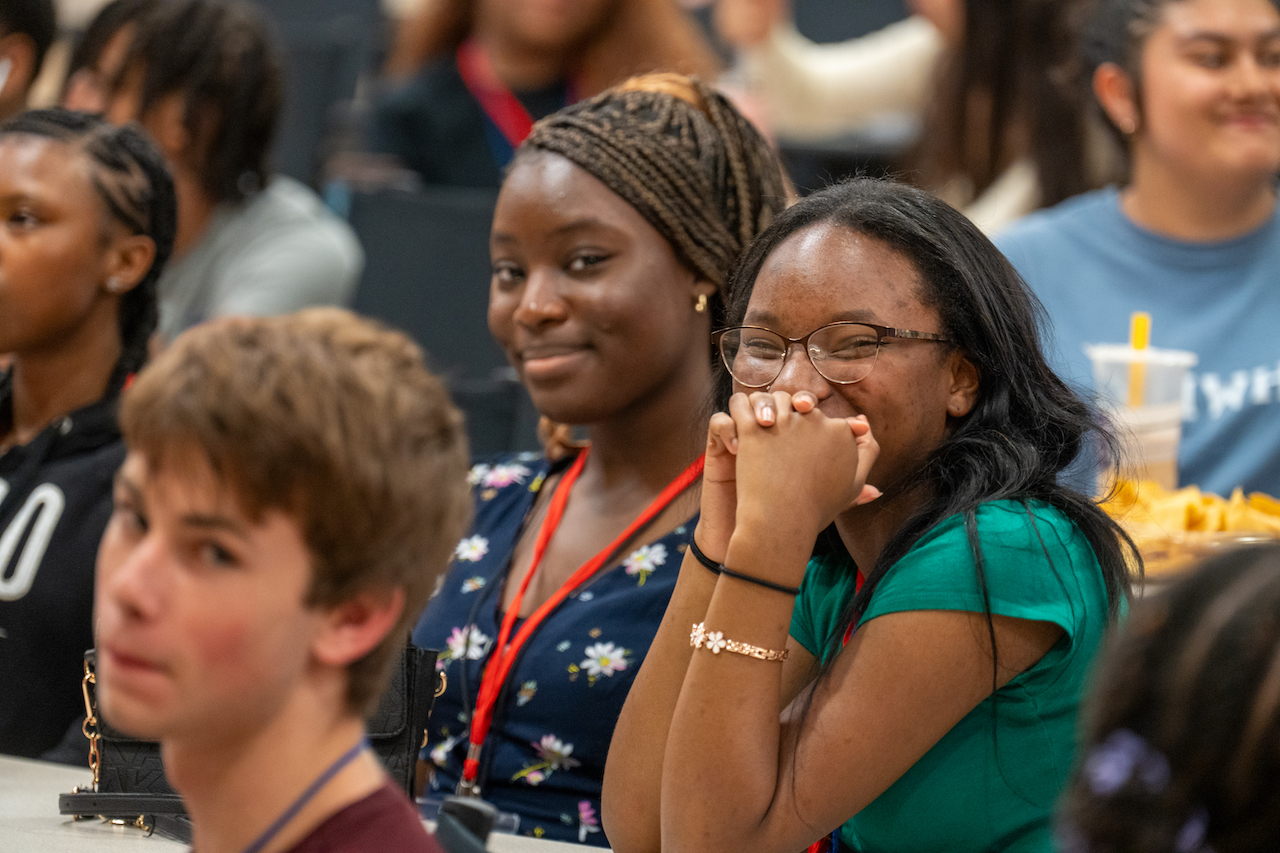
top-left (694, 293), bottom-right (709, 314)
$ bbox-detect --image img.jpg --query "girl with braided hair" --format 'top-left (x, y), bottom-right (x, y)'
top-left (411, 73), bottom-right (786, 845)
top-left (0, 108), bottom-right (175, 760)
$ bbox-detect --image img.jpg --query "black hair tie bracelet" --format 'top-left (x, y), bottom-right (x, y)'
top-left (688, 538), bottom-right (722, 575)
top-left (717, 566), bottom-right (802, 597)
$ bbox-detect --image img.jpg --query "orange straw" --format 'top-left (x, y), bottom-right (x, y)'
top-left (1128, 311), bottom-right (1151, 408)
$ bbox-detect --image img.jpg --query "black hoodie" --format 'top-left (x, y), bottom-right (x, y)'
top-left (0, 374), bottom-right (124, 758)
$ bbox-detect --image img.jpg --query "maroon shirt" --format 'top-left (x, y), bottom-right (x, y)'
top-left (285, 781), bottom-right (442, 853)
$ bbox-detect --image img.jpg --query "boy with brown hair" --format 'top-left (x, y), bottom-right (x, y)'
top-left (94, 308), bottom-right (471, 853)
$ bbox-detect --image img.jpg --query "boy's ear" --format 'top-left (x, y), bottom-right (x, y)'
top-left (311, 587), bottom-right (406, 668)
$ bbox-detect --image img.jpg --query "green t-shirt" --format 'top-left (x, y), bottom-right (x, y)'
top-left (790, 500), bottom-right (1112, 853)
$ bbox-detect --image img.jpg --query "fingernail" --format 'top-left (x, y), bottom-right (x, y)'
top-left (760, 405), bottom-right (775, 425)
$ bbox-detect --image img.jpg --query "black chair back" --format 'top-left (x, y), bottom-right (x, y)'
top-left (346, 186), bottom-right (539, 455)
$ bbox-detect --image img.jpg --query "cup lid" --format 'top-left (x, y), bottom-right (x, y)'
top-left (1083, 343), bottom-right (1199, 367)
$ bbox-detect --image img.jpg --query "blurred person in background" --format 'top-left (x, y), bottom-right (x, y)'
top-left (60, 0), bottom-right (156, 115)
top-left (717, 0), bottom-right (1120, 232)
top-left (1059, 543), bottom-right (1280, 853)
top-left (998, 0), bottom-right (1280, 496)
top-left (368, 0), bottom-right (722, 188)
top-left (0, 109), bottom-right (172, 761)
top-left (102, 0), bottom-right (363, 345)
top-left (411, 73), bottom-right (786, 845)
top-left (0, 0), bottom-right (55, 122)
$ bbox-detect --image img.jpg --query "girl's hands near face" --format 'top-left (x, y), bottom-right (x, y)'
top-left (696, 412), bottom-right (742, 561)
top-left (732, 390), bottom-right (881, 541)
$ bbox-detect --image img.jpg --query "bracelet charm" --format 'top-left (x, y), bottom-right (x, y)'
top-left (690, 622), bottom-right (788, 661)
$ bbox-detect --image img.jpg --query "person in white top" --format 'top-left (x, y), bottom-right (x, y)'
top-left (716, 0), bottom-right (1122, 233)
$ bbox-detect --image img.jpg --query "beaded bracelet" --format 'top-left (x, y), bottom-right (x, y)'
top-left (687, 538), bottom-right (721, 575)
top-left (690, 622), bottom-right (788, 662)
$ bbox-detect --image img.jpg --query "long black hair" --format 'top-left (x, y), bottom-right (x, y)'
top-left (0, 108), bottom-right (177, 394)
top-left (718, 178), bottom-right (1136, 671)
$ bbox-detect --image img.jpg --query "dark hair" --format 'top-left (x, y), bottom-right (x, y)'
top-left (521, 74), bottom-right (788, 330)
top-left (0, 108), bottom-right (176, 393)
top-left (1082, 0), bottom-right (1280, 161)
top-left (1061, 545), bottom-right (1280, 853)
top-left (117, 0), bottom-right (283, 204)
top-left (63, 0), bottom-right (158, 86)
top-left (916, 0), bottom-right (1104, 210)
top-left (720, 178), bottom-right (1135, 666)
top-left (0, 0), bottom-right (56, 78)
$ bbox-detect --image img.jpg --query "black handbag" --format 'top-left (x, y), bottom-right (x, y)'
top-left (59, 644), bottom-right (442, 843)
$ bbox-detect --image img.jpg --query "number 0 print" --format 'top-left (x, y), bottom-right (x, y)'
top-left (0, 483), bottom-right (66, 601)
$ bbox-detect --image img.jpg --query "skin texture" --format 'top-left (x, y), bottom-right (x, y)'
top-left (603, 224), bottom-right (1062, 853)
top-left (485, 150), bottom-right (715, 616)
top-left (96, 450), bottom-right (402, 853)
top-left (0, 135), bottom-right (152, 449)
top-left (1094, 0), bottom-right (1280, 240)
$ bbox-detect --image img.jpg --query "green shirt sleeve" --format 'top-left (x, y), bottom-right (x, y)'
top-left (791, 551), bottom-right (860, 661)
top-left (861, 501), bottom-right (1103, 643)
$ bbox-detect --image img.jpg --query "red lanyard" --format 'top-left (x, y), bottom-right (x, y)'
top-left (842, 571), bottom-right (866, 648)
top-left (460, 448), bottom-right (706, 791)
top-left (456, 38), bottom-right (538, 150)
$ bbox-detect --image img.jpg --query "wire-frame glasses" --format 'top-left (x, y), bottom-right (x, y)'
top-left (714, 322), bottom-right (952, 389)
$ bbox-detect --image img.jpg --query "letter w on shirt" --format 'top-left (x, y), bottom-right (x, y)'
top-left (1200, 371), bottom-right (1251, 420)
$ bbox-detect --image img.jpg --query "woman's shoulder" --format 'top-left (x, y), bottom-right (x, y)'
top-left (917, 499), bottom-right (1087, 555)
top-left (866, 499), bottom-right (1105, 627)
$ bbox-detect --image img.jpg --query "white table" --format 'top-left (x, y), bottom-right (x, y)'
top-left (0, 756), bottom-right (590, 853)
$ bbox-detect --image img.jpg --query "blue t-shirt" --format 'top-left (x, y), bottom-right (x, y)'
top-left (997, 187), bottom-right (1280, 495)
top-left (412, 452), bottom-right (694, 846)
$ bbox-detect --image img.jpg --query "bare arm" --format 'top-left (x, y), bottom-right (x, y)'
top-left (603, 406), bottom-right (818, 853)
top-left (657, 393), bottom-right (1061, 853)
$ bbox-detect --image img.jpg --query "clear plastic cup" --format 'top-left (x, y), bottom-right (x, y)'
top-left (1084, 344), bottom-right (1198, 491)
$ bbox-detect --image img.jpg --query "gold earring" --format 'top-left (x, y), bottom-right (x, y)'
top-left (694, 293), bottom-right (709, 314)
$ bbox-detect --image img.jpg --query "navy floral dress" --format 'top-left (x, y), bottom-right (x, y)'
top-left (413, 451), bottom-right (696, 846)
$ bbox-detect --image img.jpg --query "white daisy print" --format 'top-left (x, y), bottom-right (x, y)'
top-left (467, 464), bottom-right (490, 486)
top-left (430, 734), bottom-right (461, 767)
top-left (580, 642), bottom-right (629, 678)
top-left (454, 535), bottom-right (489, 562)
top-left (623, 543), bottom-right (667, 586)
top-left (445, 625), bottom-right (490, 661)
top-left (483, 463), bottom-right (531, 488)
top-left (533, 735), bottom-right (581, 771)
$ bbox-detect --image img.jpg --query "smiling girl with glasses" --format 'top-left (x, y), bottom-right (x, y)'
top-left (605, 178), bottom-right (1137, 853)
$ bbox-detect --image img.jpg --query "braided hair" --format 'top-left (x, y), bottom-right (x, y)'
top-left (0, 109), bottom-right (177, 394)
top-left (1061, 544), bottom-right (1280, 853)
top-left (520, 73), bottom-right (788, 330)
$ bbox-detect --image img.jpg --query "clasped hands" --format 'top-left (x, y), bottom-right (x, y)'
top-left (695, 390), bottom-right (880, 584)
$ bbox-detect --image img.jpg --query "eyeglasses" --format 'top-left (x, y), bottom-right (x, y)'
top-left (713, 322), bottom-right (953, 389)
